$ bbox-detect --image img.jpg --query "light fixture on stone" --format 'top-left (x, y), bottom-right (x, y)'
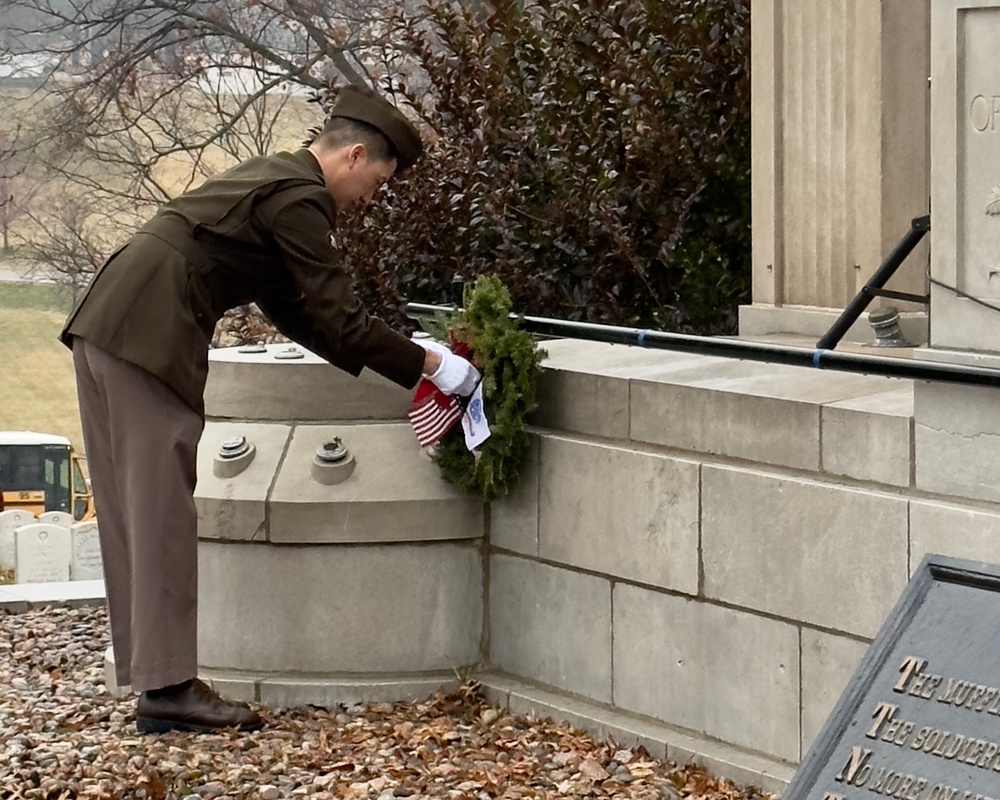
top-left (311, 437), bottom-right (356, 485)
top-left (867, 306), bottom-right (914, 348)
top-left (213, 435), bottom-right (256, 478)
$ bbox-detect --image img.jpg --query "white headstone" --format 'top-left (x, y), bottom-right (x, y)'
top-left (37, 511), bottom-right (73, 530)
top-left (15, 524), bottom-right (72, 583)
top-left (71, 521), bottom-right (103, 581)
top-left (0, 509), bottom-right (34, 572)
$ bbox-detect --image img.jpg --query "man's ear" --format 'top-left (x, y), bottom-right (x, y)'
top-left (348, 143), bottom-right (367, 165)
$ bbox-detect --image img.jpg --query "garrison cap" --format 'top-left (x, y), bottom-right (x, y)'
top-left (329, 85), bottom-right (423, 173)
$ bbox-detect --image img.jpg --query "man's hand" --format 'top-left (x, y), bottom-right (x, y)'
top-left (415, 338), bottom-right (481, 396)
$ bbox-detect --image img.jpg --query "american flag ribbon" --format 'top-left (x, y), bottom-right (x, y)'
top-left (407, 378), bottom-right (465, 447)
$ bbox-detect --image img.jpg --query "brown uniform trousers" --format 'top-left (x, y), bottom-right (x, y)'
top-left (73, 338), bottom-right (203, 692)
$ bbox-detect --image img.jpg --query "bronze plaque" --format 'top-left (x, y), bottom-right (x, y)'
top-left (785, 555), bottom-right (1000, 800)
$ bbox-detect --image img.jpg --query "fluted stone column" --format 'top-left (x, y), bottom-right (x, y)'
top-left (745, 0), bottom-right (930, 343)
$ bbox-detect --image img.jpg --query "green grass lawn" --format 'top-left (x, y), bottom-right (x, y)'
top-left (0, 281), bottom-right (84, 453)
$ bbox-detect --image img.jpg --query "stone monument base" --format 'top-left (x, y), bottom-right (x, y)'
top-left (913, 347), bottom-right (1000, 504)
top-left (104, 646), bottom-right (462, 707)
top-left (739, 303), bottom-right (928, 347)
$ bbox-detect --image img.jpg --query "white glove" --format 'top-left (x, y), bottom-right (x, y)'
top-left (415, 338), bottom-right (481, 397)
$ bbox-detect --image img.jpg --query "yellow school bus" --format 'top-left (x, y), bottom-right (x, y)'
top-left (0, 431), bottom-right (94, 521)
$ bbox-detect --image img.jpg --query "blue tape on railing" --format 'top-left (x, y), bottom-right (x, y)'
top-left (636, 330), bottom-right (646, 347)
top-left (812, 350), bottom-right (823, 368)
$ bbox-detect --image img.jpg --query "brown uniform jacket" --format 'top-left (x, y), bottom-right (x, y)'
top-left (61, 149), bottom-right (424, 415)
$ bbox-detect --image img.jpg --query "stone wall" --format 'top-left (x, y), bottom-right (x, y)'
top-left (473, 2), bottom-right (1000, 786)
top-left (195, 340), bottom-right (1000, 792)
top-left (482, 338), bottom-right (1000, 791)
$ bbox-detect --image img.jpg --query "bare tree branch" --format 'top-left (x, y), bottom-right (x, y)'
top-left (0, 0), bottom-right (423, 287)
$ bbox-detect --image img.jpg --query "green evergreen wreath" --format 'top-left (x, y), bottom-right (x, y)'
top-left (423, 276), bottom-right (546, 501)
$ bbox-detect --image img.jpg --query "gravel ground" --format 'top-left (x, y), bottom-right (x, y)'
top-left (0, 605), bottom-right (778, 800)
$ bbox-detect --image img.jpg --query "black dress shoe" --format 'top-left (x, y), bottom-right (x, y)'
top-left (136, 678), bottom-right (264, 733)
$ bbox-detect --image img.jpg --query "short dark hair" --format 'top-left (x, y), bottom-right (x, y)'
top-left (314, 116), bottom-right (398, 164)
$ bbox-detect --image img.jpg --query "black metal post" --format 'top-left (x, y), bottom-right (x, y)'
top-left (815, 215), bottom-right (930, 350)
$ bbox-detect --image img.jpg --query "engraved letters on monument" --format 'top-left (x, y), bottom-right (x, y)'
top-left (784, 555), bottom-right (1000, 800)
top-left (957, 7), bottom-right (1000, 301)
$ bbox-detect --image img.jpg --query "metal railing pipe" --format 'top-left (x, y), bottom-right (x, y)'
top-left (404, 302), bottom-right (1000, 389)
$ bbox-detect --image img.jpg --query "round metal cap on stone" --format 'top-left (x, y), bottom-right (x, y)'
top-left (212, 435), bottom-right (257, 478)
top-left (274, 346), bottom-right (305, 360)
top-left (315, 438), bottom-right (348, 463)
top-left (218, 436), bottom-right (251, 460)
top-left (311, 437), bottom-right (356, 485)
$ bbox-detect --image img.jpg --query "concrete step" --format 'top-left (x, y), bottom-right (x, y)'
top-left (0, 579), bottom-right (106, 611)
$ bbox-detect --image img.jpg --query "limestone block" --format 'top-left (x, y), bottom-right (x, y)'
top-left (257, 675), bottom-right (459, 709)
top-left (104, 646), bottom-right (131, 698)
top-left (489, 554), bottom-right (612, 704)
top-left (479, 671), bottom-right (795, 794)
top-left (205, 345), bottom-right (412, 421)
top-left (631, 361), bottom-right (895, 470)
top-left (909, 499), bottom-right (1000, 571)
top-left (205, 674), bottom-right (256, 703)
top-left (740, 305), bottom-right (874, 343)
top-left (0, 589), bottom-right (28, 612)
top-left (537, 436), bottom-right (700, 594)
top-left (489, 435), bottom-right (539, 557)
top-left (268, 424), bottom-right (483, 543)
top-left (534, 360), bottom-right (626, 440)
top-left (739, 306), bottom-right (928, 348)
top-left (503, 685), bottom-right (667, 758)
top-left (926, 288), bottom-right (1000, 353)
top-left (0, 579), bottom-right (104, 609)
top-left (914, 381), bottom-right (1000, 503)
top-left (821, 384), bottom-right (913, 487)
top-left (195, 422), bottom-right (291, 542)
top-left (702, 466), bottom-right (908, 638)
top-left (197, 540), bottom-right (482, 674)
top-left (930, 0), bottom-right (1000, 352)
top-left (534, 340), bottom-right (704, 439)
top-left (612, 584), bottom-right (800, 763)
top-left (664, 734), bottom-right (796, 796)
top-left (800, 629), bottom-right (869, 756)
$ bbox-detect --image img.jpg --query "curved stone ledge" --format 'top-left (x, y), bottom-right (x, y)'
top-left (269, 423), bottom-right (482, 543)
top-left (205, 345), bottom-right (412, 421)
top-left (203, 671), bottom-right (464, 708)
top-left (196, 421), bottom-right (483, 543)
top-left (106, 653), bottom-right (465, 710)
top-left (197, 540), bottom-right (483, 675)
